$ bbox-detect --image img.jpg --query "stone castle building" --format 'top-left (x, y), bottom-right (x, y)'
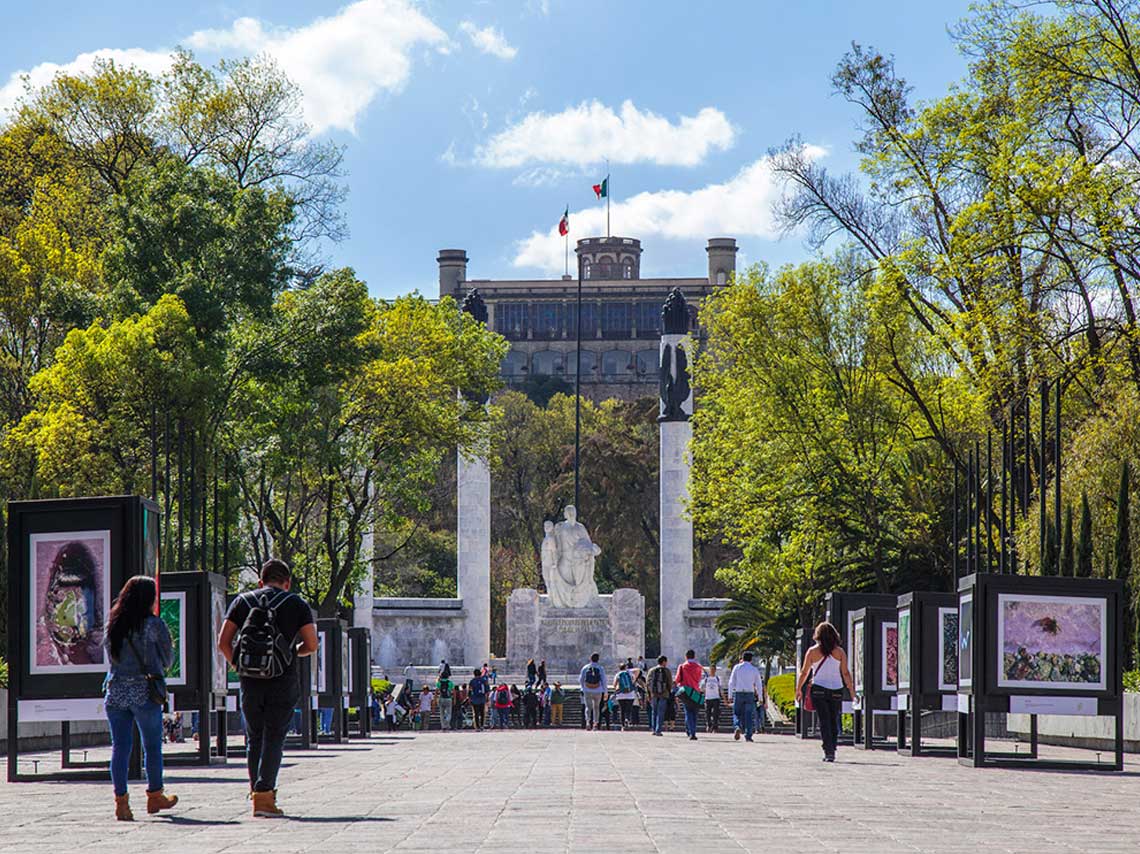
top-left (437, 236), bottom-right (738, 401)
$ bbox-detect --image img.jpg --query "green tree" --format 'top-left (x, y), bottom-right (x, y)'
top-left (1078, 492), bottom-right (1094, 578)
top-left (1061, 504), bottom-right (1075, 577)
top-left (1114, 460), bottom-right (1135, 666)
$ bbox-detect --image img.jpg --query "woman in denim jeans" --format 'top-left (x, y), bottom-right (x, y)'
top-left (103, 575), bottom-right (178, 820)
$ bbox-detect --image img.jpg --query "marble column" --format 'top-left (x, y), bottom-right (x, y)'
top-left (658, 288), bottom-right (695, 661)
top-left (458, 289), bottom-right (491, 666)
top-left (353, 523), bottom-right (374, 629)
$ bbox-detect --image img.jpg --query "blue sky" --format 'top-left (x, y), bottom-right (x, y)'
top-left (1, 0), bottom-right (975, 298)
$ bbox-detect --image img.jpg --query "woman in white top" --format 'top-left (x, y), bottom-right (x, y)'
top-left (795, 622), bottom-right (855, 762)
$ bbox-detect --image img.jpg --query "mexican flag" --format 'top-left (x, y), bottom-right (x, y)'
top-left (592, 176), bottom-right (608, 199)
top-left (558, 207), bottom-right (569, 236)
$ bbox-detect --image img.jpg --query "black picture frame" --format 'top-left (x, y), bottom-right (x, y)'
top-left (895, 591), bottom-right (957, 757)
top-left (851, 605), bottom-right (899, 751)
top-left (956, 573), bottom-right (1124, 771)
top-left (7, 496), bottom-right (159, 782)
top-left (347, 626), bottom-right (372, 739)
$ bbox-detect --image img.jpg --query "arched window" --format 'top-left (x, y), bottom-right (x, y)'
top-left (501, 350), bottom-right (528, 376)
top-left (568, 350), bottom-right (597, 375)
top-left (636, 348), bottom-right (658, 375)
top-left (715, 270), bottom-right (727, 285)
top-left (531, 351), bottom-right (563, 375)
top-left (602, 350), bottom-right (632, 376)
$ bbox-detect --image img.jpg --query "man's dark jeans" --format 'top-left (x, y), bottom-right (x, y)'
top-left (241, 675), bottom-right (300, 792)
top-left (705, 698), bottom-right (721, 732)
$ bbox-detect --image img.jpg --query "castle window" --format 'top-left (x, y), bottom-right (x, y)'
top-left (501, 350), bottom-right (528, 376)
top-left (531, 351), bottom-right (563, 375)
top-left (601, 302), bottom-right (631, 338)
top-left (494, 303), bottom-right (529, 339)
top-left (636, 348), bottom-right (658, 375)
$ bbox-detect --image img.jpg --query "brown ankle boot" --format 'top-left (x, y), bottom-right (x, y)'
top-left (146, 789), bottom-right (178, 814)
top-left (114, 793), bottom-right (133, 821)
top-left (251, 789), bottom-right (284, 818)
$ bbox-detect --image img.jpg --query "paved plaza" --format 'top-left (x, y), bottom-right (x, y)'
top-left (2, 729), bottom-right (1139, 853)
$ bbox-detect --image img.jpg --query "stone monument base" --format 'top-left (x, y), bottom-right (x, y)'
top-left (506, 588), bottom-right (644, 674)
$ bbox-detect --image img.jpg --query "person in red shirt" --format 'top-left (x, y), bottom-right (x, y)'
top-left (674, 649), bottom-right (705, 740)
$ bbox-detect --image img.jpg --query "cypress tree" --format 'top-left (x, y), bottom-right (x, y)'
top-left (1060, 504), bottom-right (1074, 577)
top-left (1077, 492), bottom-right (1094, 578)
top-left (1042, 515), bottom-right (1058, 576)
top-left (1114, 462), bottom-right (1134, 669)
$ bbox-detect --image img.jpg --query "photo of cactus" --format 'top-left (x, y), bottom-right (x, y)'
top-left (997, 594), bottom-right (1106, 691)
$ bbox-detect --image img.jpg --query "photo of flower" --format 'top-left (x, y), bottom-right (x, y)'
top-left (853, 620), bottom-right (865, 694)
top-left (882, 622), bottom-right (898, 692)
top-left (997, 594), bottom-right (1106, 691)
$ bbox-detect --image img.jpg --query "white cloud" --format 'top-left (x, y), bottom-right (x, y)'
top-left (0, 47), bottom-right (174, 117)
top-left (0, 0), bottom-right (449, 134)
top-left (459, 21), bottom-right (517, 60)
top-left (512, 146), bottom-right (827, 272)
top-left (186, 0), bottom-right (449, 134)
top-left (476, 100), bottom-right (736, 168)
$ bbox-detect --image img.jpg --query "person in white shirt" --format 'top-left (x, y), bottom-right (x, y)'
top-left (727, 652), bottom-right (763, 742)
top-left (701, 664), bottom-right (724, 732)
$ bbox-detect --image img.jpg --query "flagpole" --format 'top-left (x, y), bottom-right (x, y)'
top-left (606, 159), bottom-right (610, 238)
top-left (567, 202), bottom-right (574, 277)
top-left (574, 246), bottom-right (582, 511)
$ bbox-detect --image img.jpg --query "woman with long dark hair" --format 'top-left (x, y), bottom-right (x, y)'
top-left (103, 575), bottom-right (178, 820)
top-left (795, 621), bottom-right (856, 762)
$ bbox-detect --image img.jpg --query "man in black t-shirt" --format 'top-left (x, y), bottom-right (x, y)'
top-left (218, 558), bottom-right (317, 818)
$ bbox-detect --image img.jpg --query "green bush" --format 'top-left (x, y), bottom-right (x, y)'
top-left (1124, 669), bottom-right (1140, 693)
top-left (371, 678), bottom-right (393, 697)
top-left (0, 657), bottom-right (7, 690)
top-left (767, 672), bottom-right (796, 718)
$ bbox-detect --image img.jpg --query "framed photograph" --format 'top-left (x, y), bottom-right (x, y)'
top-left (340, 632), bottom-right (350, 693)
top-left (996, 593), bottom-right (1106, 691)
top-left (938, 607), bottom-right (959, 692)
top-left (310, 635), bottom-right (320, 693)
top-left (959, 593), bottom-right (973, 688)
top-left (317, 631), bottom-right (328, 694)
top-left (852, 620), bottom-right (865, 694)
top-left (143, 506), bottom-right (160, 578)
top-left (29, 530), bottom-right (112, 675)
top-left (897, 609), bottom-right (911, 691)
top-left (211, 587), bottom-right (228, 694)
top-left (881, 621), bottom-right (898, 692)
top-left (159, 591), bottom-right (187, 687)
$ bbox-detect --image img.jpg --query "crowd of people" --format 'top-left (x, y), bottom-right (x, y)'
top-left (373, 649), bottom-right (770, 743)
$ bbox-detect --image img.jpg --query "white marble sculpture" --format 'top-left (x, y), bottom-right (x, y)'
top-left (540, 505), bottom-right (601, 609)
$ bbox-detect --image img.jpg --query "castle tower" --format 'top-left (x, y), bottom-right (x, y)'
top-left (706, 237), bottom-right (738, 285)
top-left (438, 249), bottom-right (469, 300)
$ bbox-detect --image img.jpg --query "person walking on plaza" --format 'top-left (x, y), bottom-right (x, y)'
top-left (523, 686), bottom-right (540, 727)
top-left (493, 682), bottom-right (513, 728)
top-left (510, 684), bottom-right (523, 727)
top-left (384, 694), bottom-right (398, 732)
top-left (728, 653), bottom-right (763, 742)
top-left (796, 622), bottom-right (855, 762)
top-left (526, 658), bottom-right (538, 688)
top-left (538, 659), bottom-right (548, 686)
top-left (103, 575), bottom-right (179, 821)
top-left (579, 652), bottom-right (607, 731)
top-left (469, 669), bottom-right (488, 731)
top-left (219, 558), bottom-right (317, 817)
top-left (438, 673), bottom-right (454, 731)
top-left (415, 686), bottom-right (433, 730)
top-left (645, 655), bottom-right (671, 736)
top-left (702, 664), bottom-right (723, 733)
top-left (674, 650), bottom-right (704, 741)
top-left (550, 682), bottom-right (565, 726)
top-left (613, 662), bottom-right (637, 730)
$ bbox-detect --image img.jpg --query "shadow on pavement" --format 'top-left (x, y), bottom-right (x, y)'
top-left (287, 815), bottom-right (396, 823)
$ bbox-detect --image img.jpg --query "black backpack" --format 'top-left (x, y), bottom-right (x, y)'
top-left (235, 588), bottom-right (293, 679)
top-left (584, 664), bottom-right (602, 688)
